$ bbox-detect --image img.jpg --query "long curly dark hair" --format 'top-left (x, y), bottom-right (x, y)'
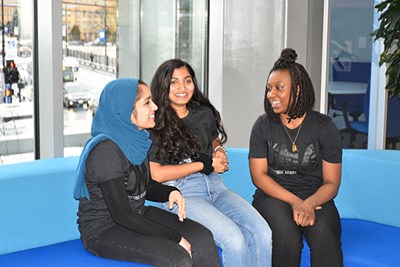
top-left (264, 48), bottom-right (315, 123)
top-left (150, 59), bottom-right (227, 163)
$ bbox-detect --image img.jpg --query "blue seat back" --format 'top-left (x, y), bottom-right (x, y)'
top-left (387, 96), bottom-right (400, 138)
top-left (356, 84), bottom-right (400, 140)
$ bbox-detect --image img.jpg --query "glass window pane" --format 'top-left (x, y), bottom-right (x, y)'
top-left (0, 0), bottom-right (35, 165)
top-left (140, 0), bottom-right (208, 90)
top-left (327, 0), bottom-right (374, 149)
top-left (62, 0), bottom-right (116, 158)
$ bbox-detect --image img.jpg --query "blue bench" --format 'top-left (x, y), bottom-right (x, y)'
top-left (1, 149), bottom-right (399, 266)
top-left (223, 148), bottom-right (400, 267)
top-left (0, 156), bottom-right (145, 267)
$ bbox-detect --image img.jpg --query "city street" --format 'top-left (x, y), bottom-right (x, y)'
top-left (74, 64), bottom-right (115, 98)
top-left (1, 65), bottom-right (115, 139)
top-left (64, 65), bottom-right (115, 135)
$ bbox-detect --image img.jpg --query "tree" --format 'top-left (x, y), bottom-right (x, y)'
top-left (372, 0), bottom-right (400, 97)
top-left (70, 25), bottom-right (81, 41)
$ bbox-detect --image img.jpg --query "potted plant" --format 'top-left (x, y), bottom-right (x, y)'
top-left (372, 0), bottom-right (400, 97)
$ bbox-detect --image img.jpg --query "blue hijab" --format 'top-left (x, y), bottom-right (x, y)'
top-left (73, 78), bottom-right (152, 200)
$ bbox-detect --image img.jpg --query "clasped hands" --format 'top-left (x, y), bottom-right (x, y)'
top-left (212, 148), bottom-right (229, 174)
top-left (291, 198), bottom-right (322, 227)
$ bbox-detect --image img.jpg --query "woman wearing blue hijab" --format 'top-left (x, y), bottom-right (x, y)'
top-left (74, 78), bottom-right (220, 267)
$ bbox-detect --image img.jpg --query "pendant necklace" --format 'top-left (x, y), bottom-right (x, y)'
top-left (282, 122), bottom-right (303, 153)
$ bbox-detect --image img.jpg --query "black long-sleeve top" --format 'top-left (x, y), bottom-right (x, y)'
top-left (77, 140), bottom-right (181, 244)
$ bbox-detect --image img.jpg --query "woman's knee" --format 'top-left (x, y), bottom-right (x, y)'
top-left (272, 221), bottom-right (303, 249)
top-left (306, 223), bottom-right (341, 251)
top-left (250, 216), bottom-right (272, 241)
top-left (216, 225), bottom-right (247, 252)
top-left (191, 224), bottom-right (216, 246)
top-left (307, 210), bottom-right (341, 246)
top-left (253, 229), bottom-right (272, 253)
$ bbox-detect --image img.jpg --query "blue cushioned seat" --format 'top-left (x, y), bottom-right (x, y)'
top-left (0, 239), bottom-right (151, 267)
top-left (301, 218), bottom-right (400, 267)
top-left (0, 239), bottom-right (223, 267)
top-left (1, 149), bottom-right (399, 266)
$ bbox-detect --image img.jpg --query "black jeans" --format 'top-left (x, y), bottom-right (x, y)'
top-left (84, 206), bottom-right (220, 267)
top-left (253, 196), bottom-right (343, 267)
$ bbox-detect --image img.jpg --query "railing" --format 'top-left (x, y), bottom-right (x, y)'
top-left (63, 48), bottom-right (117, 73)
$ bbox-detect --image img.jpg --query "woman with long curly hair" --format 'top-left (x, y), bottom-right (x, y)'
top-left (148, 59), bottom-right (272, 267)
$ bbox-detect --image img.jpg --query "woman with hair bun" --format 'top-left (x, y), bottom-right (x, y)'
top-left (249, 48), bottom-right (343, 266)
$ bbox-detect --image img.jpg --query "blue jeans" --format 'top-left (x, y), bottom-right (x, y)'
top-left (161, 172), bottom-right (272, 267)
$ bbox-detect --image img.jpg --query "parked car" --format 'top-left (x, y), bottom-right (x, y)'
top-left (63, 82), bottom-right (91, 108)
top-left (63, 57), bottom-right (79, 72)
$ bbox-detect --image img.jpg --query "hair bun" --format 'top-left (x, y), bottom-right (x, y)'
top-left (279, 48), bottom-right (297, 63)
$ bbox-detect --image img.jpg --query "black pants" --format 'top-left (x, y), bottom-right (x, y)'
top-left (84, 206), bottom-right (220, 267)
top-left (253, 196), bottom-right (343, 267)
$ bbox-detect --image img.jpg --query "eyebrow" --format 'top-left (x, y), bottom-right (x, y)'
top-left (142, 96), bottom-right (151, 102)
top-left (171, 75), bottom-right (192, 80)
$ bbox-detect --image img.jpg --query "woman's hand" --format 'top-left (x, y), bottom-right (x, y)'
top-left (193, 153), bottom-right (214, 175)
top-left (291, 161), bottom-right (341, 227)
top-left (168, 190), bottom-right (186, 222)
top-left (212, 157), bottom-right (228, 173)
top-left (291, 198), bottom-right (322, 227)
top-left (213, 148), bottom-right (229, 174)
top-left (179, 237), bottom-right (192, 258)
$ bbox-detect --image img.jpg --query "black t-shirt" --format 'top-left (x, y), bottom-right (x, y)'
top-left (148, 105), bottom-right (219, 164)
top-left (77, 140), bottom-right (179, 241)
top-left (249, 111), bottom-right (342, 199)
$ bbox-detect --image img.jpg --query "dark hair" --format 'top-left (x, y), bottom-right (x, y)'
top-left (135, 79), bottom-right (147, 102)
top-left (264, 48), bottom-right (315, 123)
top-left (132, 79), bottom-right (147, 117)
top-left (150, 59), bottom-right (227, 163)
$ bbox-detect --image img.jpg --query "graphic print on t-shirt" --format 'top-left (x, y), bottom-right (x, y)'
top-left (125, 163), bottom-right (148, 201)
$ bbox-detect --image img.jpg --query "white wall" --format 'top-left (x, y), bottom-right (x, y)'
top-left (212, 0), bottom-right (324, 148)
top-left (220, 0), bottom-right (286, 148)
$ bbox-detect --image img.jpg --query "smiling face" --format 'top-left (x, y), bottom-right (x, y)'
top-left (131, 84), bottom-right (158, 130)
top-left (168, 66), bottom-right (195, 109)
top-left (266, 69), bottom-right (292, 116)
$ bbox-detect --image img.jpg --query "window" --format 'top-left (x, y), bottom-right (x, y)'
top-left (325, 0), bottom-right (399, 150)
top-left (139, 0), bottom-right (209, 89)
top-left (62, 0), bottom-right (116, 158)
top-left (1, 0), bottom-right (211, 164)
top-left (0, 0), bottom-right (35, 164)
top-left (327, 0), bottom-right (374, 149)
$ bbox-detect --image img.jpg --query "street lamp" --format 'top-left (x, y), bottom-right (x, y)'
top-left (2, 0), bottom-right (5, 70)
top-left (103, 5), bottom-right (108, 66)
top-left (63, 3), bottom-right (69, 57)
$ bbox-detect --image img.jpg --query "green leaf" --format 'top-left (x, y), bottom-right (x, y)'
top-left (374, 0), bottom-right (400, 97)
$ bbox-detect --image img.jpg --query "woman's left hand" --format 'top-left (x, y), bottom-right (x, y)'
top-left (169, 190), bottom-right (186, 222)
top-left (212, 157), bottom-right (229, 174)
top-left (213, 149), bottom-right (229, 173)
top-left (292, 200), bottom-right (321, 227)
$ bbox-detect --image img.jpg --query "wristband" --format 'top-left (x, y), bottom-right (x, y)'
top-left (194, 153), bottom-right (214, 175)
top-left (214, 145), bottom-right (227, 154)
